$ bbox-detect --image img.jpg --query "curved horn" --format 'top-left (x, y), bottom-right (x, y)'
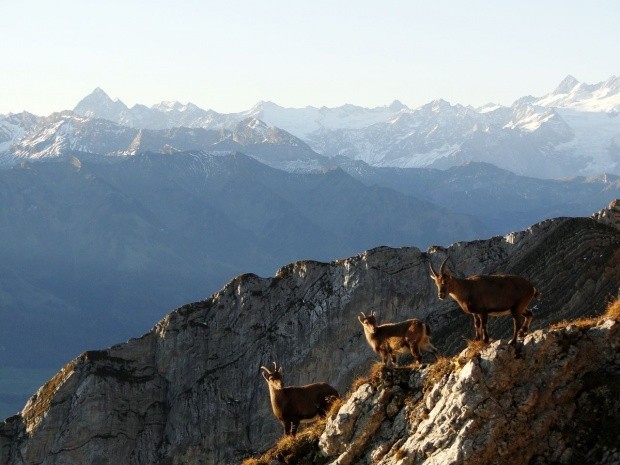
top-left (429, 260), bottom-right (438, 277)
top-left (439, 257), bottom-right (448, 275)
top-left (360, 311), bottom-right (367, 319)
top-left (260, 365), bottom-right (271, 374)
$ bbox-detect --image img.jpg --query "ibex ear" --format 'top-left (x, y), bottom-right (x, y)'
top-left (358, 315), bottom-right (364, 324)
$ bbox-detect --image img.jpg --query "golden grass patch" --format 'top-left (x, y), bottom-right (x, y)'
top-left (550, 296), bottom-right (620, 331)
top-left (423, 356), bottom-right (453, 392)
top-left (603, 296), bottom-right (620, 320)
top-left (241, 421), bottom-right (327, 465)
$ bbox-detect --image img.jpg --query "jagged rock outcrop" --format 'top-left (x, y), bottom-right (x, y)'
top-left (0, 201), bottom-right (619, 464)
top-left (319, 318), bottom-right (620, 465)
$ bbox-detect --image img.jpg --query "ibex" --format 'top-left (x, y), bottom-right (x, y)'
top-left (358, 311), bottom-right (439, 366)
top-left (429, 257), bottom-right (539, 344)
top-left (260, 362), bottom-right (339, 436)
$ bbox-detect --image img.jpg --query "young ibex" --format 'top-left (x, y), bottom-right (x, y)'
top-left (429, 257), bottom-right (539, 344)
top-left (260, 362), bottom-right (339, 436)
top-left (358, 311), bottom-right (439, 366)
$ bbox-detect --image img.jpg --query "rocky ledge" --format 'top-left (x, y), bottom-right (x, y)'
top-left (321, 319), bottom-right (619, 465)
top-left (250, 306), bottom-right (620, 465)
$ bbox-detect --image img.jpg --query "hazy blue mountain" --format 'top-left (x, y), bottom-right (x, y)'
top-left (335, 158), bottom-right (620, 233)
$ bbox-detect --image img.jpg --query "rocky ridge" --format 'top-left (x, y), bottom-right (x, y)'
top-left (317, 313), bottom-right (620, 465)
top-left (0, 201), bottom-right (619, 464)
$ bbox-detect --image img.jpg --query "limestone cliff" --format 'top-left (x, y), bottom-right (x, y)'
top-left (1, 201), bottom-right (619, 464)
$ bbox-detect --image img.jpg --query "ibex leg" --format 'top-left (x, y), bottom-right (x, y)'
top-left (510, 310), bottom-right (525, 345)
top-left (282, 420), bottom-right (292, 436)
top-left (426, 342), bottom-right (440, 360)
top-left (410, 345), bottom-right (422, 364)
top-left (519, 309), bottom-right (533, 337)
top-left (473, 315), bottom-right (483, 341)
top-left (479, 313), bottom-right (489, 343)
top-left (290, 421), bottom-right (300, 436)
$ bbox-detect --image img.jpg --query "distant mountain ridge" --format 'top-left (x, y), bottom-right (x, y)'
top-left (2, 75), bottom-right (619, 177)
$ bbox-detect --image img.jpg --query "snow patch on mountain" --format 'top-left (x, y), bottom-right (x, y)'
top-left (554, 108), bottom-right (620, 174)
top-left (389, 143), bottom-right (461, 168)
top-left (243, 100), bottom-right (407, 138)
top-left (0, 120), bottom-right (27, 154)
top-left (536, 75), bottom-right (620, 112)
top-left (504, 106), bottom-right (557, 132)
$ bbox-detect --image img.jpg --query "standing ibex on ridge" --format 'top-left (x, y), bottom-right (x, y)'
top-left (429, 257), bottom-right (539, 344)
top-left (261, 362), bottom-right (339, 436)
top-left (358, 311), bottom-right (439, 366)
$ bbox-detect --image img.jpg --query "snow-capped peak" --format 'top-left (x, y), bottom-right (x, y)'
top-left (477, 103), bottom-right (504, 113)
top-left (536, 75), bottom-right (620, 112)
top-left (74, 88), bottom-right (129, 121)
top-left (388, 100), bottom-right (407, 111)
top-left (151, 101), bottom-right (201, 113)
top-left (553, 75), bottom-right (580, 95)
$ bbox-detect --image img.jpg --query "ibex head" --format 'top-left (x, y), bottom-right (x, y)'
top-left (358, 311), bottom-right (378, 332)
top-left (261, 362), bottom-right (284, 389)
top-left (429, 257), bottom-right (450, 300)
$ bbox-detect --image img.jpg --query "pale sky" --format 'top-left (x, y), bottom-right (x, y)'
top-left (1, 0), bottom-right (618, 116)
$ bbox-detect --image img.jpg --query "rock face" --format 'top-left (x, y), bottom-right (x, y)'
top-left (319, 318), bottom-right (620, 465)
top-left (0, 201), bottom-right (619, 464)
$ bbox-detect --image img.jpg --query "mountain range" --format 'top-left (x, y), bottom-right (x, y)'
top-left (3, 75), bottom-right (618, 177)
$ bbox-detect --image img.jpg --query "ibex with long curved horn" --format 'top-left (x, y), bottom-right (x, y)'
top-left (429, 257), bottom-right (539, 344)
top-left (358, 311), bottom-right (439, 366)
top-left (260, 362), bottom-right (339, 436)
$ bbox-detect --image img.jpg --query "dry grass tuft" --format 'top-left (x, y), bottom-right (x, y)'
top-left (549, 317), bottom-right (599, 330)
top-left (463, 339), bottom-right (486, 358)
top-left (603, 296), bottom-right (620, 320)
top-left (350, 362), bottom-right (387, 393)
top-left (550, 296), bottom-right (620, 331)
top-left (240, 430), bottom-right (317, 465)
top-left (325, 396), bottom-right (343, 418)
top-left (349, 375), bottom-right (371, 393)
top-left (241, 458), bottom-right (261, 465)
top-left (451, 338), bottom-right (488, 368)
top-left (423, 356), bottom-right (453, 392)
top-left (393, 447), bottom-right (407, 460)
top-left (369, 361), bottom-right (386, 380)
